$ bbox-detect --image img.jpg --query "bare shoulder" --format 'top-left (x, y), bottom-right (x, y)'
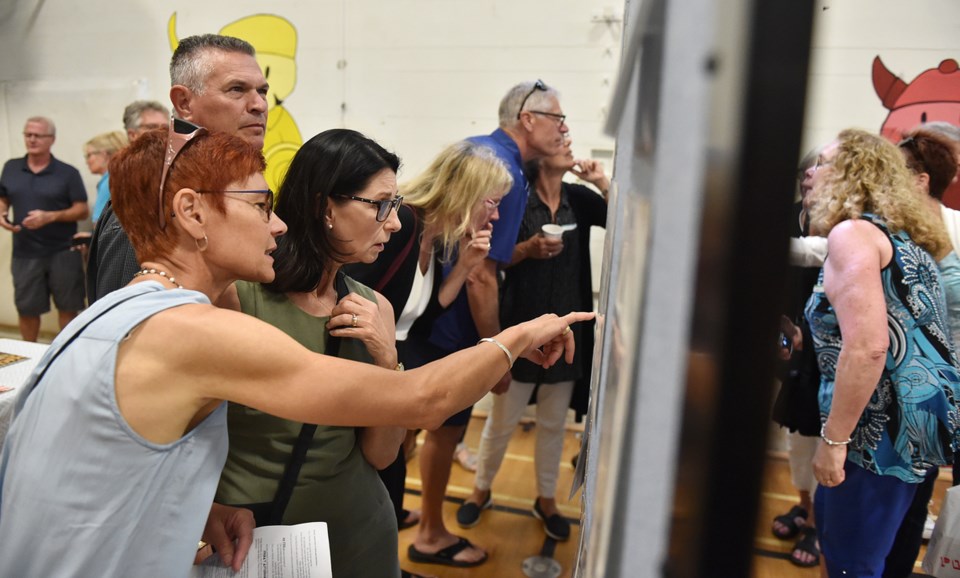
top-left (827, 219), bottom-right (889, 264)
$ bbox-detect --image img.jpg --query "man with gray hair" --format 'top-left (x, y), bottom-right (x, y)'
top-left (122, 100), bottom-right (170, 142)
top-left (0, 116), bottom-right (88, 341)
top-left (407, 80), bottom-right (568, 568)
top-left (87, 34), bottom-right (268, 303)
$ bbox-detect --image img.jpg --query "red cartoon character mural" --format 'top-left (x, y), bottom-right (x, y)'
top-left (873, 57), bottom-right (960, 208)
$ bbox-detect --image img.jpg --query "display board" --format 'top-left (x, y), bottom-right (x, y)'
top-left (576, 0), bottom-right (815, 575)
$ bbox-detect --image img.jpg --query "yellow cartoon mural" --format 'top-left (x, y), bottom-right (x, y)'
top-left (168, 13), bottom-right (302, 191)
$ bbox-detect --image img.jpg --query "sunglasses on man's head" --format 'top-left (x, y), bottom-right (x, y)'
top-left (158, 118), bottom-right (206, 230)
top-left (516, 79), bottom-right (547, 120)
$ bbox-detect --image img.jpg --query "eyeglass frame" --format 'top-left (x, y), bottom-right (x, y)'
top-left (158, 118), bottom-right (207, 230)
top-left (23, 132), bottom-right (54, 140)
top-left (526, 111), bottom-right (567, 126)
top-left (813, 154), bottom-right (833, 170)
top-left (483, 197), bottom-right (502, 209)
top-left (196, 189), bottom-right (275, 223)
top-left (516, 79), bottom-right (547, 119)
top-left (333, 194), bottom-right (404, 222)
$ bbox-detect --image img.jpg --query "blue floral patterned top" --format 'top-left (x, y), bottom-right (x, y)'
top-left (805, 214), bottom-right (960, 483)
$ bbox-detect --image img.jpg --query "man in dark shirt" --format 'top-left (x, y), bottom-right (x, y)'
top-left (87, 34), bottom-right (268, 303)
top-left (0, 116), bottom-right (88, 341)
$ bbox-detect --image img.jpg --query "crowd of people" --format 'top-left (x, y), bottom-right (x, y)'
top-left (9, 27), bottom-right (957, 578)
top-left (0, 33), bottom-right (609, 577)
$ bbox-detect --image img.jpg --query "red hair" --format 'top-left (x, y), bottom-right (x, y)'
top-left (110, 128), bottom-right (265, 262)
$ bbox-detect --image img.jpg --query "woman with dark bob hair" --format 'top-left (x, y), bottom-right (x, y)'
top-left (215, 128), bottom-right (407, 577)
top-left (804, 128), bottom-right (960, 577)
top-left (0, 122), bottom-right (590, 577)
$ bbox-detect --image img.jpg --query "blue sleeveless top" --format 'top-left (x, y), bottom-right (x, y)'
top-left (0, 282), bottom-right (227, 577)
top-left (805, 215), bottom-right (960, 483)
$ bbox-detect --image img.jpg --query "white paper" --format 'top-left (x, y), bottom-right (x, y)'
top-left (190, 522), bottom-right (332, 578)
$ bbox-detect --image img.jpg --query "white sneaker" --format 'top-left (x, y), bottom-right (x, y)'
top-left (924, 513), bottom-right (937, 541)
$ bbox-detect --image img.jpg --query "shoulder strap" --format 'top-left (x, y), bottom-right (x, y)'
top-left (267, 270), bottom-right (351, 524)
top-left (374, 208), bottom-right (418, 292)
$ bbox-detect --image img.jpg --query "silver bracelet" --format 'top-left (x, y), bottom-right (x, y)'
top-left (820, 424), bottom-right (851, 446)
top-left (478, 337), bottom-right (514, 369)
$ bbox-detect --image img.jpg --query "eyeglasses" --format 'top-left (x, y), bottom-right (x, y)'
top-left (23, 133), bottom-right (53, 140)
top-left (516, 79), bottom-right (547, 119)
top-left (198, 189), bottom-right (275, 223)
top-left (158, 118), bottom-right (206, 230)
top-left (483, 197), bottom-right (502, 209)
top-left (527, 111), bottom-right (567, 126)
top-left (335, 195), bottom-right (404, 222)
top-left (814, 155), bottom-right (833, 170)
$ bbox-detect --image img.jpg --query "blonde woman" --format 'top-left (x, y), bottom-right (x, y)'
top-left (348, 140), bottom-right (512, 569)
top-left (83, 130), bottom-right (127, 221)
top-left (804, 129), bottom-right (958, 577)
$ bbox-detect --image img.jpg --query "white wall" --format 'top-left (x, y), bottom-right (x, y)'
top-left (802, 0), bottom-right (960, 154)
top-left (0, 0), bottom-right (624, 333)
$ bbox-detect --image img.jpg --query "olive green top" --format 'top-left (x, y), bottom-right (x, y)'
top-left (216, 279), bottom-right (399, 578)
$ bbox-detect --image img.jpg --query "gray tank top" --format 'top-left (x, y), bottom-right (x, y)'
top-left (0, 281), bottom-right (228, 577)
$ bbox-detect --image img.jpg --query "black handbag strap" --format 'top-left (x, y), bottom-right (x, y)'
top-left (266, 271), bottom-right (351, 525)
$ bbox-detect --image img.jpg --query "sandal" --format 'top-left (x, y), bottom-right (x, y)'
top-left (790, 526), bottom-right (820, 568)
top-left (408, 537), bottom-right (488, 568)
top-left (772, 505), bottom-right (808, 540)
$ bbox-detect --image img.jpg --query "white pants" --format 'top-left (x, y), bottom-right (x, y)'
top-left (786, 430), bottom-right (818, 493)
top-left (474, 379), bottom-right (575, 499)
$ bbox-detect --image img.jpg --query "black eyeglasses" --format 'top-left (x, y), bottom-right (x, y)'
top-left (335, 195), bottom-right (404, 222)
top-left (516, 79), bottom-right (547, 119)
top-left (527, 111), bottom-right (567, 126)
top-left (197, 189), bottom-right (275, 223)
top-left (159, 118), bottom-right (206, 230)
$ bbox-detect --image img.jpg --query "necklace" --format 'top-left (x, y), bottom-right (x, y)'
top-left (133, 268), bottom-right (183, 289)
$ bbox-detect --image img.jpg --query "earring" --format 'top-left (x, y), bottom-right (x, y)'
top-left (196, 234), bottom-right (208, 252)
top-left (328, 223), bottom-right (333, 230)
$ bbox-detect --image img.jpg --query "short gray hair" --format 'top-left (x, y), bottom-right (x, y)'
top-left (122, 100), bottom-right (170, 131)
top-left (25, 116), bottom-right (55, 137)
top-left (170, 34), bottom-right (256, 94)
top-left (498, 80), bottom-right (561, 129)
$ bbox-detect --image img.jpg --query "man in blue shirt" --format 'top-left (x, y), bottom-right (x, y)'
top-left (0, 116), bottom-right (88, 342)
top-left (409, 80), bottom-right (568, 568)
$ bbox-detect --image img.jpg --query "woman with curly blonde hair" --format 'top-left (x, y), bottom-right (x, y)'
top-left (804, 128), bottom-right (960, 577)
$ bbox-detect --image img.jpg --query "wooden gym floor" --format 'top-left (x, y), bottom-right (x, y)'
top-left (401, 416), bottom-right (943, 577)
top-left (399, 414), bottom-right (584, 578)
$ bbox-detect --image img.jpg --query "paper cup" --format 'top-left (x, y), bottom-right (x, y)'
top-left (541, 223), bottom-right (564, 240)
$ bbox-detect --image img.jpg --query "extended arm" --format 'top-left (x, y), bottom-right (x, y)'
top-left (115, 303), bottom-right (593, 444)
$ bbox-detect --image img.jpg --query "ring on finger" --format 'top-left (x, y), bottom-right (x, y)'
top-left (351, 313), bottom-right (359, 328)
top-left (561, 325), bottom-right (571, 336)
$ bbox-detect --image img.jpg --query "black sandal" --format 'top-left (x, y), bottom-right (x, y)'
top-left (771, 505), bottom-right (808, 540)
top-left (790, 526), bottom-right (820, 568)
